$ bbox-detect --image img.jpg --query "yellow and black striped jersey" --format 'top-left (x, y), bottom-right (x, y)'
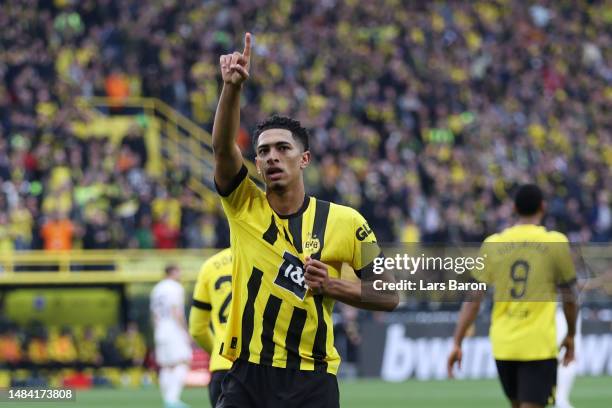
top-left (189, 248), bottom-right (233, 372)
top-left (472, 224), bottom-right (576, 360)
top-left (216, 166), bottom-right (378, 375)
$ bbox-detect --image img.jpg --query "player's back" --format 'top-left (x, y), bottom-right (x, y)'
top-left (475, 224), bottom-right (576, 360)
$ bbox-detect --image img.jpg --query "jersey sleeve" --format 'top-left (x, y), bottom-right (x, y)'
top-left (215, 165), bottom-right (264, 220)
top-left (349, 210), bottom-right (381, 279)
top-left (189, 262), bottom-right (214, 352)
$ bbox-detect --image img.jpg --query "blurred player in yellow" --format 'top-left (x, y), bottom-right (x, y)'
top-left (189, 248), bottom-right (233, 407)
top-left (448, 184), bottom-right (578, 408)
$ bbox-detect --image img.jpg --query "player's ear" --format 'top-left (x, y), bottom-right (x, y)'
top-left (300, 150), bottom-right (311, 169)
top-left (255, 158), bottom-right (262, 175)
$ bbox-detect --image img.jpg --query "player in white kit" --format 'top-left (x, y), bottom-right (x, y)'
top-left (150, 265), bottom-right (192, 408)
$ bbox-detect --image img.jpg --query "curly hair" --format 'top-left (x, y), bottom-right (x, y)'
top-left (253, 115), bottom-right (310, 151)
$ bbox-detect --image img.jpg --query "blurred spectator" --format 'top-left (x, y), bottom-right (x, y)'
top-left (77, 326), bottom-right (102, 366)
top-left (10, 199), bottom-right (34, 250)
top-left (0, 212), bottom-right (15, 252)
top-left (83, 210), bottom-right (112, 249)
top-left (99, 327), bottom-right (123, 367)
top-left (152, 187), bottom-right (181, 231)
top-left (49, 327), bottom-right (78, 365)
top-left (592, 192), bottom-right (611, 242)
top-left (0, 327), bottom-right (22, 368)
top-left (152, 213), bottom-right (180, 249)
top-left (133, 214), bottom-right (154, 249)
top-left (116, 322), bottom-right (146, 366)
top-left (40, 212), bottom-right (77, 250)
top-left (26, 333), bottom-right (49, 366)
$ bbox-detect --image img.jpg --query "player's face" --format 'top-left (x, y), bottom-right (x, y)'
top-left (256, 129), bottom-right (310, 191)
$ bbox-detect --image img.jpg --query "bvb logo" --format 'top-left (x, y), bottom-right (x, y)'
top-left (304, 236), bottom-right (320, 254)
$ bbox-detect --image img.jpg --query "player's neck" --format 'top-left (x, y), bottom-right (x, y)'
top-left (515, 215), bottom-right (542, 226)
top-left (267, 183), bottom-right (307, 217)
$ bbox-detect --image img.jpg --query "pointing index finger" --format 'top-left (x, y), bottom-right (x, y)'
top-left (243, 32), bottom-right (252, 59)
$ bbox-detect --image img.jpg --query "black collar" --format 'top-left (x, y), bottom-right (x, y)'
top-left (275, 195), bottom-right (311, 219)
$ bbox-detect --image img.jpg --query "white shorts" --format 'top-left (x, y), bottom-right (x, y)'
top-left (155, 334), bottom-right (192, 367)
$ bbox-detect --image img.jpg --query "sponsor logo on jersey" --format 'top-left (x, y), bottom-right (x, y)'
top-left (274, 251), bottom-right (307, 300)
top-left (356, 222), bottom-right (373, 241)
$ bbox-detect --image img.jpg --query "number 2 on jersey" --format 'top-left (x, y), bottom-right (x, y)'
top-left (510, 260), bottom-right (529, 299)
top-left (215, 276), bottom-right (232, 324)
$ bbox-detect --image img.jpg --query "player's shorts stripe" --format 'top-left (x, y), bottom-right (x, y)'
top-left (311, 200), bottom-right (330, 371)
top-left (288, 216), bottom-right (303, 253)
top-left (239, 267), bottom-right (264, 360)
top-left (262, 215), bottom-right (278, 245)
top-left (285, 307), bottom-right (307, 369)
top-left (259, 295), bottom-right (282, 366)
top-left (192, 299), bottom-right (212, 310)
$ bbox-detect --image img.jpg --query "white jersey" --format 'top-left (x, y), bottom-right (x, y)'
top-left (150, 279), bottom-right (186, 338)
top-left (151, 278), bottom-right (192, 366)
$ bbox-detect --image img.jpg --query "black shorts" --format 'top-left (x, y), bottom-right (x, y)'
top-left (495, 359), bottom-right (557, 406)
top-left (216, 359), bottom-right (339, 408)
top-left (209, 370), bottom-right (229, 407)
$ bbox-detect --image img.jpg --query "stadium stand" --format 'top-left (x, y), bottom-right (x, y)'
top-left (0, 0), bottom-right (610, 249)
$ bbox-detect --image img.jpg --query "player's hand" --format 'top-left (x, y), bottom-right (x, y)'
top-left (219, 32), bottom-right (251, 86)
top-left (304, 256), bottom-right (330, 295)
top-left (447, 344), bottom-right (463, 379)
top-left (560, 335), bottom-right (575, 366)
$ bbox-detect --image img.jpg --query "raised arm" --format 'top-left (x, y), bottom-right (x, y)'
top-left (213, 33), bottom-right (252, 193)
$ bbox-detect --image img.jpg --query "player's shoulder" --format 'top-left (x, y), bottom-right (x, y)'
top-left (541, 229), bottom-right (569, 243)
top-left (483, 232), bottom-right (502, 243)
top-left (327, 200), bottom-right (366, 223)
top-left (485, 225), bottom-right (569, 243)
top-left (323, 200), bottom-right (376, 243)
top-left (151, 278), bottom-right (175, 296)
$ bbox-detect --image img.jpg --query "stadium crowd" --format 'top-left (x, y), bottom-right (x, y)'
top-left (0, 0), bottom-right (610, 249)
top-left (0, 318), bottom-right (147, 370)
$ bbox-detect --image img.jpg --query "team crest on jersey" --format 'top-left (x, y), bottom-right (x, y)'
top-left (304, 233), bottom-right (320, 254)
top-left (274, 251), bottom-right (307, 300)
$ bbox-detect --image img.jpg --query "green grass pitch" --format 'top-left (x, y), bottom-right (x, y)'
top-left (13, 376), bottom-right (611, 407)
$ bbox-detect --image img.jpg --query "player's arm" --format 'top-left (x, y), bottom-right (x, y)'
top-left (556, 240), bottom-right (579, 365)
top-left (213, 33), bottom-right (251, 194)
top-left (558, 280), bottom-right (578, 366)
top-left (306, 260), bottom-right (398, 311)
top-left (173, 305), bottom-right (188, 332)
top-left (189, 303), bottom-right (214, 353)
top-left (305, 213), bottom-right (399, 311)
top-left (447, 290), bottom-right (485, 378)
top-left (189, 266), bottom-right (215, 352)
top-left (170, 286), bottom-right (189, 337)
